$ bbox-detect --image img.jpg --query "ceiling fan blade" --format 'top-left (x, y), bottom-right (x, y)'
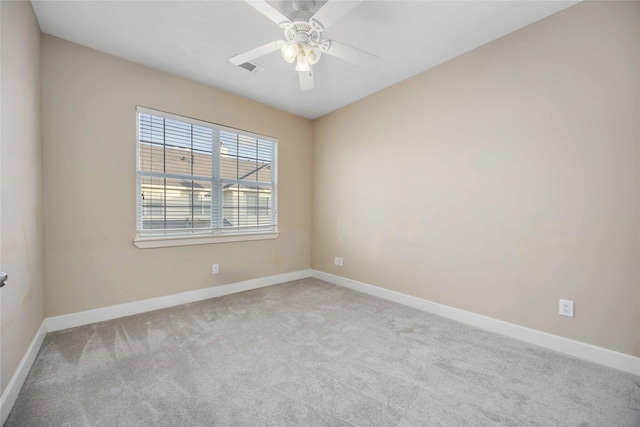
top-left (244, 0), bottom-right (292, 29)
top-left (229, 40), bottom-right (284, 65)
top-left (323, 40), bottom-right (379, 70)
top-left (309, 0), bottom-right (363, 32)
top-left (299, 67), bottom-right (314, 91)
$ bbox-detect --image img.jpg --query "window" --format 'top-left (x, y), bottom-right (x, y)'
top-left (135, 107), bottom-right (278, 248)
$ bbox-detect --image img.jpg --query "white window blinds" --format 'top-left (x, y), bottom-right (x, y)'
top-left (136, 107), bottom-right (277, 238)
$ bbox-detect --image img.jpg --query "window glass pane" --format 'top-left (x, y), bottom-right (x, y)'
top-left (139, 113), bottom-right (165, 145)
top-left (258, 191), bottom-right (272, 225)
top-left (246, 193), bottom-right (258, 216)
top-left (140, 176), bottom-right (165, 230)
top-left (192, 125), bottom-right (213, 153)
top-left (139, 143), bottom-right (164, 174)
top-left (257, 139), bottom-right (273, 162)
top-left (234, 189), bottom-right (272, 228)
top-left (193, 151), bottom-right (213, 178)
top-left (256, 162), bottom-right (272, 183)
top-left (163, 178), bottom-right (211, 229)
top-left (164, 147), bottom-right (193, 176)
top-left (223, 185), bottom-right (239, 228)
top-left (164, 119), bottom-right (192, 150)
top-left (238, 189), bottom-right (256, 227)
top-left (220, 150), bottom-right (237, 180)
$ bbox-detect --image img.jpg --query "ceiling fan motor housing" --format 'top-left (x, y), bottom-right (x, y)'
top-left (285, 20), bottom-right (321, 45)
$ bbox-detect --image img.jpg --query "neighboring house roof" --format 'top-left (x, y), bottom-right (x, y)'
top-left (140, 143), bottom-right (273, 192)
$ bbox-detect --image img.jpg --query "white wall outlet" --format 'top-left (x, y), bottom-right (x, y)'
top-left (334, 257), bottom-right (344, 267)
top-left (559, 299), bottom-right (574, 317)
top-left (212, 264), bottom-right (219, 274)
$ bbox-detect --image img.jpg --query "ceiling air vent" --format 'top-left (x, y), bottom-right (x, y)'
top-left (237, 61), bottom-right (264, 75)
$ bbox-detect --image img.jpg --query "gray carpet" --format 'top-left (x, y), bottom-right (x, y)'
top-left (6, 278), bottom-right (640, 426)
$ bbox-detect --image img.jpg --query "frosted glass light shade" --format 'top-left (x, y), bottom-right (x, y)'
top-left (281, 43), bottom-right (299, 63)
top-left (295, 54), bottom-right (310, 72)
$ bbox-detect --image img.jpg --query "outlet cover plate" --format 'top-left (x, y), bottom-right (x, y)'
top-left (559, 299), bottom-right (574, 317)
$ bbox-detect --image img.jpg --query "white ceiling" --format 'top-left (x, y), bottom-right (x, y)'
top-left (32, 0), bottom-right (578, 119)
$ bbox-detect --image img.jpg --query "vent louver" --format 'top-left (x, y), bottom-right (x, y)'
top-left (238, 61), bottom-right (264, 74)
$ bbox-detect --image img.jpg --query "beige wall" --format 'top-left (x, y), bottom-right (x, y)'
top-left (312, 1), bottom-right (640, 357)
top-left (41, 35), bottom-right (312, 317)
top-left (637, 0), bottom-right (640, 362)
top-left (0, 1), bottom-right (45, 396)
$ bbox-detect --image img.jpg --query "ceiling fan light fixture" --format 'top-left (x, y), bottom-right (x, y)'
top-left (302, 45), bottom-right (321, 65)
top-left (295, 54), bottom-right (311, 72)
top-left (281, 43), bottom-right (299, 63)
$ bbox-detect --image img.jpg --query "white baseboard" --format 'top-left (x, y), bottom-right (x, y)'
top-left (0, 320), bottom-right (47, 426)
top-left (312, 269), bottom-right (640, 377)
top-left (48, 269), bottom-right (313, 332)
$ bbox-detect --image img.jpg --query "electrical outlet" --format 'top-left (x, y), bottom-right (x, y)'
top-left (559, 299), bottom-right (574, 317)
top-left (212, 264), bottom-right (219, 274)
top-left (334, 257), bottom-right (344, 267)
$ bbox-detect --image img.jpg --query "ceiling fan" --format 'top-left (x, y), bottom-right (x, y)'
top-left (229, 0), bottom-right (379, 91)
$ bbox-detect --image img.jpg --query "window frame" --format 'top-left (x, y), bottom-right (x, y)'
top-left (133, 106), bottom-right (279, 249)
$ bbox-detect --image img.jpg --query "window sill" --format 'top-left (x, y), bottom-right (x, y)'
top-left (133, 231), bottom-right (280, 249)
